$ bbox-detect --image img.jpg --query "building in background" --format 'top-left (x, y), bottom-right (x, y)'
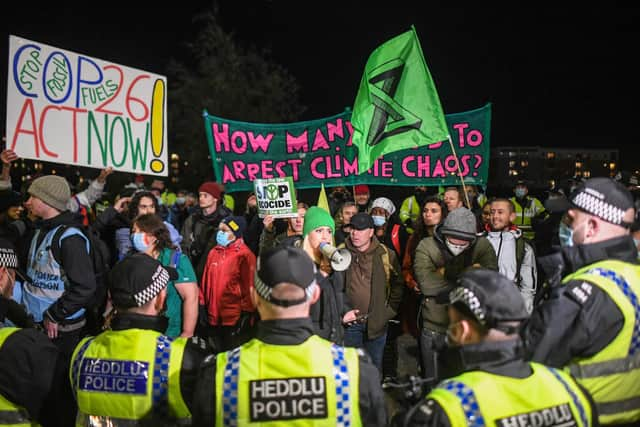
top-left (489, 146), bottom-right (619, 195)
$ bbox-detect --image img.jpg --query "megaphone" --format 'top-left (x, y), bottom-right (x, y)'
top-left (319, 242), bottom-right (352, 271)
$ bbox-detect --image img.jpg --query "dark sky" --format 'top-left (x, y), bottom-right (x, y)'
top-left (2, 3), bottom-right (638, 167)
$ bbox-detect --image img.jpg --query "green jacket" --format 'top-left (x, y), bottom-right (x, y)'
top-left (413, 232), bottom-right (498, 332)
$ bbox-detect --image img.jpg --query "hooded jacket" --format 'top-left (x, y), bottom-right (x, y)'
top-left (413, 227), bottom-right (498, 332)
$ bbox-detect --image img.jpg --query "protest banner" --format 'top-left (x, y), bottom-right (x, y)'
top-left (6, 35), bottom-right (169, 175)
top-left (254, 177), bottom-right (298, 218)
top-left (204, 103), bottom-right (491, 192)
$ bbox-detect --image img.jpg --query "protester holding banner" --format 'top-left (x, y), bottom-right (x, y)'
top-left (258, 202), bottom-right (307, 255)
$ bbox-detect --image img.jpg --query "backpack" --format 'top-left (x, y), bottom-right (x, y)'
top-left (51, 224), bottom-right (112, 332)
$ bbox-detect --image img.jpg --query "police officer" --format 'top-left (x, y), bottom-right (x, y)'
top-left (522, 177), bottom-right (640, 425)
top-left (510, 180), bottom-right (548, 241)
top-left (406, 269), bottom-right (597, 427)
top-left (193, 246), bottom-right (387, 426)
top-left (0, 238), bottom-right (61, 427)
top-left (69, 252), bottom-right (210, 426)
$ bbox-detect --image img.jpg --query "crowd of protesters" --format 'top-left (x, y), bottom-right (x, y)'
top-left (0, 146), bottom-right (639, 426)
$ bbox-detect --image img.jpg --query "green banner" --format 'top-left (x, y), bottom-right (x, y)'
top-left (204, 103), bottom-right (491, 192)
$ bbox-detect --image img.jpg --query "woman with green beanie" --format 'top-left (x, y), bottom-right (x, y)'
top-left (300, 206), bottom-right (358, 344)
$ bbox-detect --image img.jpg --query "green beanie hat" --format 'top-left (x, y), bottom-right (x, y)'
top-left (303, 206), bottom-right (335, 237)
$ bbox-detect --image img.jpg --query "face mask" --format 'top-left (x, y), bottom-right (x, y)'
top-left (216, 230), bottom-right (233, 247)
top-left (634, 238), bottom-right (640, 260)
top-left (558, 222), bottom-right (573, 247)
top-left (514, 188), bottom-right (526, 198)
top-left (175, 197), bottom-right (186, 205)
top-left (446, 240), bottom-right (468, 256)
top-left (570, 220), bottom-right (590, 246)
top-left (131, 232), bottom-right (150, 252)
top-left (156, 196), bottom-right (163, 206)
top-left (372, 215), bottom-right (386, 227)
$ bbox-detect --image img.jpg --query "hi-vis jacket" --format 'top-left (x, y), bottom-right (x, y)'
top-left (428, 362), bottom-right (593, 427)
top-left (70, 328), bottom-right (191, 426)
top-left (561, 259), bottom-right (640, 425)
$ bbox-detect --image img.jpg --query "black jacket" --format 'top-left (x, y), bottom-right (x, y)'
top-left (32, 211), bottom-right (96, 323)
top-left (521, 234), bottom-right (636, 367)
top-left (0, 328), bottom-right (60, 426)
top-left (192, 318), bottom-right (387, 426)
top-left (109, 312), bottom-right (211, 415)
top-left (405, 339), bottom-right (598, 427)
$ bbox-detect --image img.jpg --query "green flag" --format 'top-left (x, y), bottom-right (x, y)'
top-left (351, 26), bottom-right (449, 174)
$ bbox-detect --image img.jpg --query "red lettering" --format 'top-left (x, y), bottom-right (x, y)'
top-left (248, 132), bottom-right (273, 153)
top-left (213, 123), bottom-right (230, 152)
top-left (11, 98), bottom-right (40, 157)
top-left (286, 130), bottom-right (308, 153)
top-left (326, 118), bottom-right (344, 142)
top-left (311, 129), bottom-right (329, 151)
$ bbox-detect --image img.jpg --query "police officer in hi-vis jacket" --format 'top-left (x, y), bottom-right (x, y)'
top-left (69, 252), bottom-right (210, 426)
top-left (193, 246), bottom-right (386, 426)
top-left (406, 269), bottom-right (597, 427)
top-left (523, 177), bottom-right (640, 426)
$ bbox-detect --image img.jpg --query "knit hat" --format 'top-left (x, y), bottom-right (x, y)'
top-left (450, 269), bottom-right (528, 333)
top-left (109, 253), bottom-right (178, 309)
top-left (354, 185), bottom-right (369, 196)
top-left (440, 207), bottom-right (477, 241)
top-left (220, 215), bottom-right (247, 238)
top-left (569, 177), bottom-right (635, 228)
top-left (198, 181), bottom-right (223, 199)
top-left (255, 247), bottom-right (317, 307)
top-left (303, 206), bottom-right (335, 237)
top-left (28, 175), bottom-right (70, 212)
top-left (371, 197), bottom-right (396, 216)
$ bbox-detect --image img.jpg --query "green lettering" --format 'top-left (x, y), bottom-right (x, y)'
top-left (109, 116), bottom-right (128, 167)
top-left (126, 118), bottom-right (149, 170)
top-left (87, 112), bottom-right (109, 165)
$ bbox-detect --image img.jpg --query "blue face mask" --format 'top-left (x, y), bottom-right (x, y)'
top-left (514, 188), bottom-right (526, 199)
top-left (216, 230), bottom-right (233, 247)
top-left (558, 222), bottom-right (573, 248)
top-left (371, 215), bottom-right (386, 227)
top-left (131, 232), bottom-right (150, 252)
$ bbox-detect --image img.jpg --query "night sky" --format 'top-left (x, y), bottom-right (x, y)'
top-left (2, 3), bottom-right (638, 168)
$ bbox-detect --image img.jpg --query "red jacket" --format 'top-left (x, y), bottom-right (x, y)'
top-left (199, 238), bottom-right (256, 326)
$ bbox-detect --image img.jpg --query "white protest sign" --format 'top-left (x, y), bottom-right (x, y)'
top-left (254, 177), bottom-right (298, 218)
top-left (6, 35), bottom-right (168, 176)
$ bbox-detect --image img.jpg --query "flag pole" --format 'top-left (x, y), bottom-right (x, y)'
top-left (446, 135), bottom-right (471, 208)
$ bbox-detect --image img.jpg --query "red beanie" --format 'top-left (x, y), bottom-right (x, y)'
top-left (354, 185), bottom-right (369, 195)
top-left (198, 182), bottom-right (223, 199)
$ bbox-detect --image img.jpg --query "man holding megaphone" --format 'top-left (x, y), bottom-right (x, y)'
top-left (342, 213), bottom-right (405, 373)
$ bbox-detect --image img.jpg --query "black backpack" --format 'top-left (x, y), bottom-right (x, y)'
top-left (51, 224), bottom-right (111, 333)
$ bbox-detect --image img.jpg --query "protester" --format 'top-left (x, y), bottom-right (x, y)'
top-left (443, 187), bottom-right (464, 212)
top-left (199, 215), bottom-right (256, 351)
top-left (485, 198), bottom-right (537, 313)
top-left (130, 214), bottom-right (198, 338)
top-left (354, 184), bottom-right (371, 213)
top-left (343, 212), bottom-right (404, 372)
top-left (413, 207), bottom-right (498, 382)
top-left (334, 200), bottom-right (358, 245)
top-left (193, 246), bottom-right (387, 426)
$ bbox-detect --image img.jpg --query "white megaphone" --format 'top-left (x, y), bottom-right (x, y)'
top-left (319, 242), bottom-right (352, 271)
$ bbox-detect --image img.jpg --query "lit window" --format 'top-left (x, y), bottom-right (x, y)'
top-left (575, 161), bottom-right (582, 169)
top-left (508, 169), bottom-right (519, 176)
top-left (521, 160), bottom-right (528, 168)
top-left (583, 171), bottom-right (591, 178)
top-left (509, 160), bottom-right (516, 167)
top-left (546, 152), bottom-right (556, 159)
top-left (508, 151), bottom-right (517, 157)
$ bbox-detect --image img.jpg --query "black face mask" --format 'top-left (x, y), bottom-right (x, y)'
top-left (332, 192), bottom-right (345, 202)
top-left (415, 190), bottom-right (427, 205)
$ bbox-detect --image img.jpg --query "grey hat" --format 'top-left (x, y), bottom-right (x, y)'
top-left (28, 175), bottom-right (70, 212)
top-left (440, 207), bottom-right (477, 241)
